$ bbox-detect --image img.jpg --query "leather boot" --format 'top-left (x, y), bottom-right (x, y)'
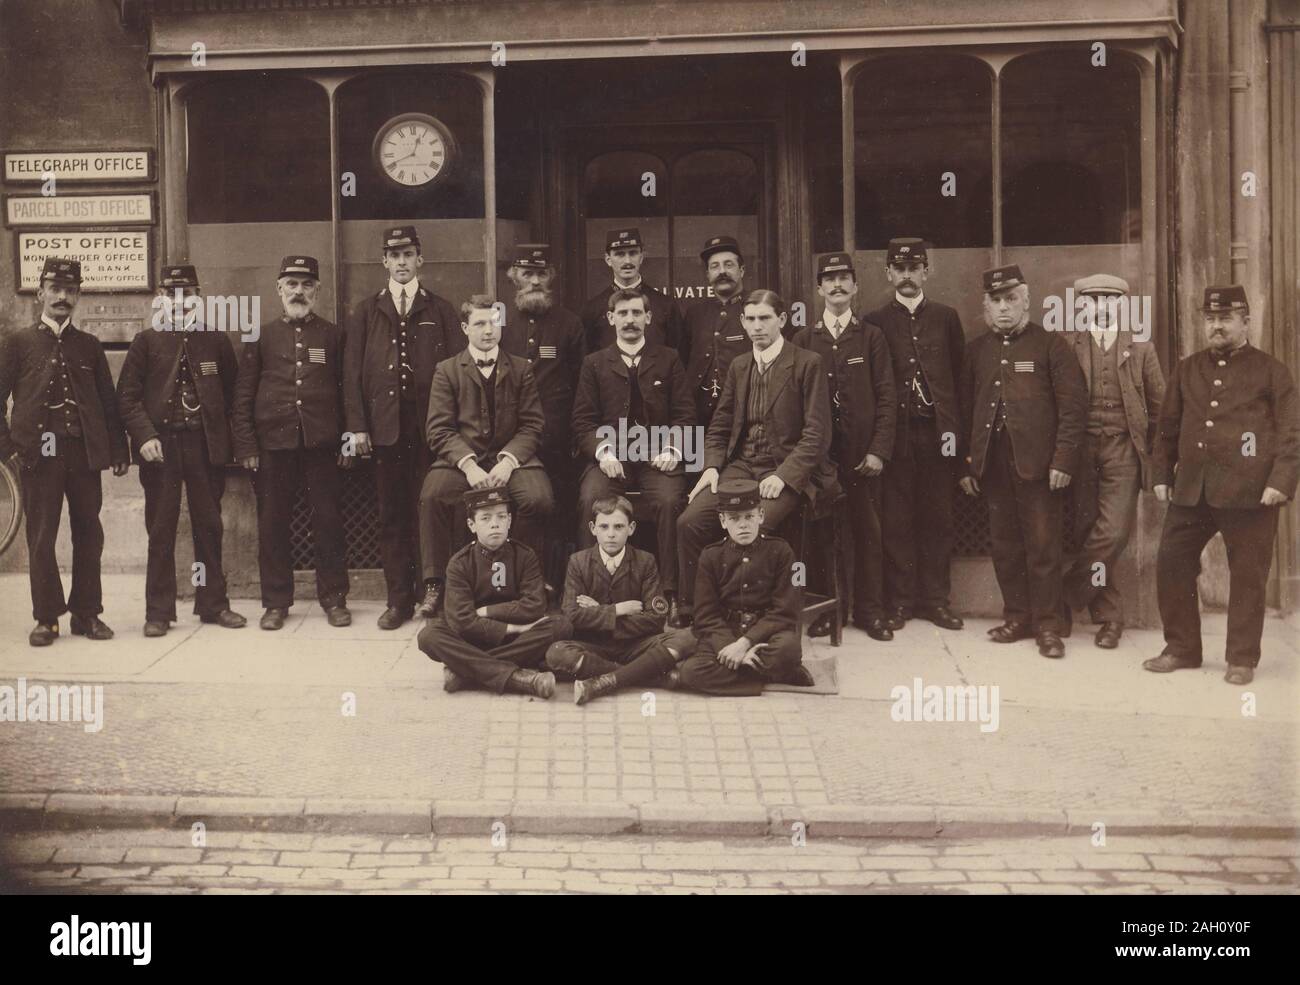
top-left (504, 669), bottom-right (555, 699)
top-left (574, 673), bottom-right (618, 705)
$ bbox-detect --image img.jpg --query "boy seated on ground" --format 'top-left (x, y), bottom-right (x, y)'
top-left (418, 487), bottom-right (571, 698)
top-left (546, 495), bottom-right (695, 705)
top-left (674, 479), bottom-right (814, 695)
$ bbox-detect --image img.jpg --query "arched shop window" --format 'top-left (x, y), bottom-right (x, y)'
top-left (671, 148), bottom-right (758, 217)
top-left (337, 72), bottom-right (484, 220)
top-left (1001, 49), bottom-right (1142, 246)
top-left (853, 54), bottom-right (993, 249)
top-left (584, 151), bottom-right (668, 219)
top-left (186, 75), bottom-right (330, 223)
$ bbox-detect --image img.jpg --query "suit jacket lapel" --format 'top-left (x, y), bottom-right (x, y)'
top-left (763, 344), bottom-right (794, 415)
top-left (609, 346), bottom-right (630, 380)
top-left (733, 352), bottom-right (753, 424)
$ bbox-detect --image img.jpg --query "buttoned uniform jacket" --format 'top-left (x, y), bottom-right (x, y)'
top-left (703, 342), bottom-right (838, 506)
top-left (116, 325), bottom-right (239, 466)
top-left (680, 292), bottom-right (749, 406)
top-left (580, 282), bottom-right (683, 353)
top-left (960, 322), bottom-right (1088, 481)
top-left (440, 538), bottom-right (548, 650)
top-left (232, 312), bottom-right (345, 458)
top-left (562, 545), bottom-right (669, 642)
top-left (425, 348), bottom-right (546, 471)
top-left (342, 284), bottom-right (464, 447)
top-left (1154, 344), bottom-right (1300, 509)
top-left (0, 321), bottom-right (128, 470)
top-left (693, 533), bottom-right (799, 656)
top-left (868, 296), bottom-right (965, 454)
top-left (1068, 330), bottom-right (1166, 489)
top-left (500, 304), bottom-right (586, 456)
top-left (792, 315), bottom-right (897, 468)
top-left (571, 343), bottom-right (695, 466)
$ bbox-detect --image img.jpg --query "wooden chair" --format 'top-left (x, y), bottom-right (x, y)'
top-left (781, 489), bottom-right (846, 647)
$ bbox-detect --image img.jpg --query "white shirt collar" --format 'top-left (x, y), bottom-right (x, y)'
top-left (471, 345), bottom-right (499, 374)
top-left (754, 333), bottom-right (784, 368)
top-left (1091, 328), bottom-right (1117, 351)
top-left (612, 276), bottom-right (643, 291)
top-left (41, 314), bottom-right (71, 337)
top-left (895, 291), bottom-right (924, 313)
top-left (601, 546), bottom-right (626, 573)
top-left (388, 278), bottom-right (418, 305)
top-left (822, 308), bottom-right (851, 336)
top-left (617, 338), bottom-right (646, 360)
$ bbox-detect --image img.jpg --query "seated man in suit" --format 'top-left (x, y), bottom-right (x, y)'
top-left (418, 486), bottom-right (569, 698)
top-left (572, 288), bottom-right (694, 618)
top-left (419, 295), bottom-right (554, 584)
top-left (546, 494), bottom-right (695, 705)
top-left (673, 479), bottom-right (810, 695)
top-left (675, 290), bottom-right (835, 625)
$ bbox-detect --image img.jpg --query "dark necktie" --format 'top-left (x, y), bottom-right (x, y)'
top-left (476, 358), bottom-right (495, 369)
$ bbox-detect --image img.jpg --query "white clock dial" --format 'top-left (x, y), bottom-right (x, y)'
top-left (375, 116), bottom-right (451, 187)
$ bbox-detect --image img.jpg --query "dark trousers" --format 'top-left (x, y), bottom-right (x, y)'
top-left (577, 462), bottom-right (686, 592)
top-left (138, 429), bottom-right (229, 622)
top-left (545, 627), bottom-right (694, 687)
top-left (419, 463), bottom-right (553, 577)
top-left (676, 459), bottom-right (802, 608)
top-left (1064, 431), bottom-right (1141, 624)
top-left (374, 400), bottom-right (431, 609)
top-left (21, 436), bottom-right (104, 623)
top-left (882, 417), bottom-right (956, 610)
top-left (419, 615), bottom-right (571, 693)
top-left (541, 442), bottom-right (578, 588)
top-left (1157, 498), bottom-right (1278, 668)
top-left (983, 428), bottom-right (1064, 633)
top-left (676, 629), bottom-right (801, 697)
top-left (253, 443), bottom-right (349, 609)
top-left (838, 469), bottom-right (885, 623)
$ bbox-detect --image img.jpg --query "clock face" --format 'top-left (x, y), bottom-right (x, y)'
top-left (374, 114), bottom-right (453, 188)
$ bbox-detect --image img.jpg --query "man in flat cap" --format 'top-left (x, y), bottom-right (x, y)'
top-left (343, 225), bottom-right (464, 627)
top-left (959, 265), bottom-right (1087, 658)
top-left (1147, 286), bottom-right (1299, 685)
top-left (870, 238), bottom-right (967, 633)
top-left (421, 294), bottom-right (553, 586)
top-left (233, 255), bottom-right (351, 631)
top-left (500, 243), bottom-right (587, 589)
top-left (117, 263), bottom-right (246, 637)
top-left (1062, 274), bottom-right (1164, 648)
top-left (793, 252), bottom-right (897, 641)
top-left (680, 235), bottom-right (752, 429)
top-left (0, 258), bottom-right (128, 645)
top-left (579, 228), bottom-right (682, 353)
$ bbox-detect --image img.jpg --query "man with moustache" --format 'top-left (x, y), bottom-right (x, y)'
top-left (675, 290), bottom-right (836, 628)
top-left (572, 288), bottom-right (693, 618)
top-left (343, 226), bottom-right (464, 627)
top-left (580, 228), bottom-right (682, 353)
top-left (793, 253), bottom-right (897, 642)
top-left (680, 235), bottom-right (751, 429)
top-left (233, 256), bottom-right (351, 631)
top-left (959, 266), bottom-right (1087, 659)
top-left (1146, 286), bottom-right (1299, 685)
top-left (869, 238), bottom-right (966, 632)
top-left (1062, 274), bottom-right (1165, 648)
top-left (500, 243), bottom-right (586, 587)
top-left (421, 294), bottom-right (552, 577)
top-left (0, 258), bottom-right (128, 646)
top-left (117, 263), bottom-right (246, 637)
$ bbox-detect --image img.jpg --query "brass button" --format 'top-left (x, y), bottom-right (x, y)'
top-left (1206, 420), bottom-right (1214, 427)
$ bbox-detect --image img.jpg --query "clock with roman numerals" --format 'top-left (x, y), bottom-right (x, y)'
top-left (372, 113), bottom-right (456, 188)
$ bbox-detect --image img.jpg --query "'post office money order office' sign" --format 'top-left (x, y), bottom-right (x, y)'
top-left (18, 231), bottom-right (151, 292)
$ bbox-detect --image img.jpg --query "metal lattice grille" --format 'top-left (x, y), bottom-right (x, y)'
top-left (290, 462), bottom-right (383, 570)
top-left (953, 488), bottom-right (1081, 557)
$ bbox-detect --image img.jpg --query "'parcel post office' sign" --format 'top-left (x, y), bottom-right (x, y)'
top-left (5, 193), bottom-right (155, 227)
top-left (18, 231), bottom-right (151, 292)
top-left (4, 150), bottom-right (153, 183)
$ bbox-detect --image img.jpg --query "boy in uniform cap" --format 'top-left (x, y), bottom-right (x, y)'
top-left (793, 252), bottom-right (897, 640)
top-left (343, 225), bottom-right (464, 627)
top-left (0, 258), bottom-right (129, 645)
top-left (959, 265), bottom-right (1087, 659)
top-left (117, 263), bottom-right (246, 636)
top-left (501, 242), bottom-right (587, 588)
top-left (233, 255), bottom-right (352, 631)
top-left (1147, 286), bottom-right (1299, 685)
top-left (417, 486), bottom-right (571, 698)
top-left (673, 478), bottom-right (812, 695)
top-left (869, 237), bottom-right (967, 632)
top-left (1061, 273), bottom-right (1164, 648)
top-left (545, 494), bottom-right (696, 705)
top-left (580, 228), bottom-right (682, 353)
top-left (680, 235), bottom-right (751, 428)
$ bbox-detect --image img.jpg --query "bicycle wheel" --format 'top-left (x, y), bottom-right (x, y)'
top-left (0, 458), bottom-right (23, 556)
